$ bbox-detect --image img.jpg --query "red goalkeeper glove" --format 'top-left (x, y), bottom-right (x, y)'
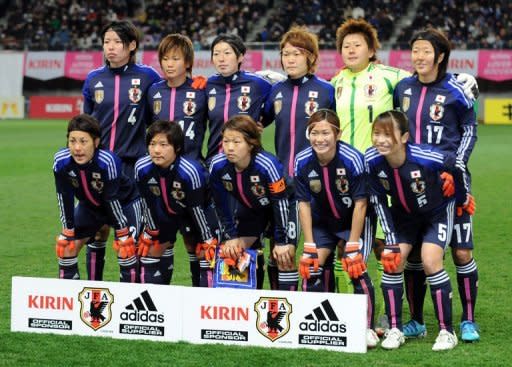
top-left (137, 228), bottom-right (160, 257)
top-left (457, 194), bottom-right (476, 216)
top-left (440, 172), bottom-right (455, 197)
top-left (381, 245), bottom-right (401, 273)
top-left (342, 242), bottom-right (366, 279)
top-left (55, 228), bottom-right (75, 258)
top-left (113, 227), bottom-right (136, 259)
top-left (191, 75), bottom-right (207, 90)
top-left (299, 242), bottom-right (319, 279)
top-left (196, 237), bottom-right (218, 263)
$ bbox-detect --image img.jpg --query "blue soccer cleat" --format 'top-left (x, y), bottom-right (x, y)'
top-left (403, 319), bottom-right (427, 338)
top-left (460, 321), bottom-right (480, 342)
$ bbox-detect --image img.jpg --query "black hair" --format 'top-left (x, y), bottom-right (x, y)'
top-left (146, 120), bottom-right (184, 154)
top-left (211, 33), bottom-right (246, 70)
top-left (67, 114), bottom-right (101, 141)
top-left (101, 20), bottom-right (140, 64)
top-left (410, 28), bottom-right (451, 82)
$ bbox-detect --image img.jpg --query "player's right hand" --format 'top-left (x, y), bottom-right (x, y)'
top-left (55, 228), bottom-right (75, 258)
top-left (342, 242), bottom-right (366, 279)
top-left (138, 228), bottom-right (160, 257)
top-left (299, 242), bottom-right (319, 279)
top-left (218, 244), bottom-right (237, 267)
top-left (440, 172), bottom-right (455, 197)
top-left (191, 75), bottom-right (207, 90)
top-left (113, 227), bottom-right (136, 259)
top-left (381, 245), bottom-right (401, 273)
top-left (457, 193), bottom-right (476, 216)
top-left (196, 237), bottom-right (218, 264)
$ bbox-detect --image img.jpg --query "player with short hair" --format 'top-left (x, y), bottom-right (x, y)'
top-left (53, 114), bottom-right (141, 282)
top-left (366, 110), bottom-right (466, 351)
top-left (294, 109), bottom-right (378, 348)
top-left (209, 115), bottom-right (296, 290)
top-left (81, 20), bottom-right (161, 281)
top-left (393, 28), bottom-right (479, 342)
top-left (134, 120), bottom-right (218, 285)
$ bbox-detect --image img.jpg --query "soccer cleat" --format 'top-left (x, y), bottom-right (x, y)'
top-left (375, 314), bottom-right (390, 337)
top-left (432, 329), bottom-right (458, 351)
top-left (366, 328), bottom-right (380, 348)
top-left (403, 319), bottom-right (427, 338)
top-left (460, 321), bottom-right (480, 342)
top-left (381, 328), bottom-right (405, 350)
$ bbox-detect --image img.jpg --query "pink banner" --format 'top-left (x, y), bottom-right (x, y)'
top-left (141, 51), bottom-right (162, 76)
top-left (388, 50), bottom-right (413, 73)
top-left (64, 51), bottom-right (103, 80)
top-left (478, 50), bottom-right (512, 81)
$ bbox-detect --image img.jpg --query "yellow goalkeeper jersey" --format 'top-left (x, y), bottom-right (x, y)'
top-left (331, 62), bottom-right (410, 153)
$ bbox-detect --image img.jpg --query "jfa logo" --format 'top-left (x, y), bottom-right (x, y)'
top-left (254, 297), bottom-right (292, 342)
top-left (78, 287), bottom-right (114, 331)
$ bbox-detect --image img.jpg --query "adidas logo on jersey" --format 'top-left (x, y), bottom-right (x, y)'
top-left (94, 81), bottom-right (104, 88)
top-left (308, 170), bottom-right (319, 178)
top-left (148, 177), bottom-right (158, 184)
top-left (120, 290), bottom-right (164, 323)
top-left (275, 92), bottom-right (283, 99)
top-left (68, 170), bottom-right (77, 177)
top-left (209, 88), bottom-right (216, 95)
top-left (378, 170), bottom-right (388, 178)
top-left (222, 173), bottom-right (232, 180)
top-left (153, 92), bottom-right (162, 99)
top-left (404, 88), bottom-right (412, 95)
top-left (299, 300), bottom-right (347, 333)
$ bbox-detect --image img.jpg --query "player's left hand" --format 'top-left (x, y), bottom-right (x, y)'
top-left (299, 242), bottom-right (319, 279)
top-left (196, 237), bottom-right (218, 264)
top-left (191, 75), bottom-right (207, 90)
top-left (457, 193), bottom-right (476, 216)
top-left (381, 245), bottom-right (401, 273)
top-left (55, 228), bottom-right (75, 258)
top-left (272, 244), bottom-right (295, 269)
top-left (342, 242), bottom-right (366, 279)
top-left (138, 227), bottom-right (160, 257)
top-left (456, 73), bottom-right (479, 102)
top-left (440, 172), bottom-right (455, 197)
top-left (113, 227), bottom-right (136, 259)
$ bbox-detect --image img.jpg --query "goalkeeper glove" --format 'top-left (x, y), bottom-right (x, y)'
top-left (299, 242), bottom-right (319, 279)
top-left (196, 237), bottom-right (218, 265)
top-left (55, 228), bottom-right (75, 258)
top-left (381, 245), bottom-right (401, 273)
top-left (113, 227), bottom-right (136, 259)
top-left (457, 193), bottom-right (476, 216)
top-left (137, 228), bottom-right (160, 257)
top-left (255, 69), bottom-right (287, 84)
top-left (191, 75), bottom-right (207, 90)
top-left (456, 73), bottom-right (479, 102)
top-left (342, 242), bottom-right (366, 279)
top-left (440, 172), bottom-right (455, 197)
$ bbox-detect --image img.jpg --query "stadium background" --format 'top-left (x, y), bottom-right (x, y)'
top-left (1, 1), bottom-right (511, 365)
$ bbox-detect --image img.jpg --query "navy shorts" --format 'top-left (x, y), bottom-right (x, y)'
top-left (449, 210), bottom-right (474, 249)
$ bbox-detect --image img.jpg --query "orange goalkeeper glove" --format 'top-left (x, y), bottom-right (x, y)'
top-left (113, 227), bottom-right (136, 259)
top-left (381, 245), bottom-right (401, 273)
top-left (440, 172), bottom-right (455, 197)
top-left (55, 228), bottom-right (75, 258)
top-left (342, 242), bottom-right (366, 279)
top-left (299, 242), bottom-right (319, 279)
top-left (137, 228), bottom-right (160, 257)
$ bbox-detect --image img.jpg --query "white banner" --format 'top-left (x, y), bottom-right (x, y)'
top-left (24, 52), bottom-right (66, 81)
top-left (11, 276), bottom-right (367, 353)
top-left (0, 52), bottom-right (24, 96)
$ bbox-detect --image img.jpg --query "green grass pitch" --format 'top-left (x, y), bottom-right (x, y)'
top-left (0, 120), bottom-right (511, 366)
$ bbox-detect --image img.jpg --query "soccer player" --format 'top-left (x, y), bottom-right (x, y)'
top-left (53, 114), bottom-right (141, 282)
top-left (209, 115), bottom-right (296, 290)
top-left (294, 109), bottom-right (379, 348)
top-left (366, 110), bottom-right (465, 351)
top-left (134, 120), bottom-right (218, 285)
top-left (393, 28), bottom-right (479, 342)
top-left (261, 26), bottom-right (335, 291)
top-left (81, 20), bottom-right (161, 281)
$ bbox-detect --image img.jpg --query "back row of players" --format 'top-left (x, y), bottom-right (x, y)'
top-left (53, 19), bottom-right (479, 350)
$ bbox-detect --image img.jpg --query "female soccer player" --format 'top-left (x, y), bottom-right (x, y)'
top-left (294, 109), bottom-right (379, 348)
top-left (393, 28), bottom-right (479, 342)
top-left (366, 110), bottom-right (464, 351)
top-left (81, 20), bottom-right (161, 280)
top-left (134, 120), bottom-right (218, 285)
top-left (53, 114), bottom-right (141, 282)
top-left (209, 115), bottom-right (296, 290)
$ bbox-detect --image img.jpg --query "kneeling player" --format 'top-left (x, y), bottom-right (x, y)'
top-left (135, 120), bottom-right (218, 285)
top-left (53, 114), bottom-right (141, 282)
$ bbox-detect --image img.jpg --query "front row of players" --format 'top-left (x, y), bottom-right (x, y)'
top-left (53, 110), bottom-right (475, 351)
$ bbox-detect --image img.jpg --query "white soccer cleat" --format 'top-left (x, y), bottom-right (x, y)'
top-left (381, 328), bottom-right (405, 350)
top-left (366, 328), bottom-right (380, 348)
top-left (432, 329), bottom-right (458, 351)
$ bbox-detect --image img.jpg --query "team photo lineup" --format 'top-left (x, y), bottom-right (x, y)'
top-left (51, 13), bottom-right (482, 353)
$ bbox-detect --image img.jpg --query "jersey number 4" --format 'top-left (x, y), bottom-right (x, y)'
top-left (178, 120), bottom-right (196, 140)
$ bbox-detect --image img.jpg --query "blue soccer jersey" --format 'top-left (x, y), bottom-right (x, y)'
top-left (147, 78), bottom-right (207, 161)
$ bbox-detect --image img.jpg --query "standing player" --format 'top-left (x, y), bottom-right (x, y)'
top-left (82, 20), bottom-right (161, 281)
top-left (294, 109), bottom-right (378, 348)
top-left (53, 114), bottom-right (141, 282)
top-left (147, 33), bottom-right (208, 286)
top-left (209, 115), bottom-right (296, 290)
top-left (393, 28), bottom-right (479, 342)
top-left (366, 110), bottom-right (465, 351)
top-left (261, 26), bottom-right (335, 291)
top-left (135, 120), bottom-right (218, 285)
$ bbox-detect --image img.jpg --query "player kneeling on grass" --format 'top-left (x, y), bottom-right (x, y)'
top-left (209, 115), bottom-right (298, 290)
top-left (53, 114), bottom-right (141, 282)
top-left (365, 110), bottom-right (471, 351)
top-left (294, 109), bottom-right (379, 348)
top-left (135, 120), bottom-right (219, 285)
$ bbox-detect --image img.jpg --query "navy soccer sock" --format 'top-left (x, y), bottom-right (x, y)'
top-left (427, 269), bottom-right (453, 333)
top-left (381, 272), bottom-right (404, 330)
top-left (140, 256), bottom-right (163, 284)
top-left (160, 248), bottom-right (175, 285)
top-left (404, 261), bottom-right (427, 324)
top-left (86, 240), bottom-right (106, 281)
top-left (267, 258), bottom-right (279, 290)
top-left (58, 256), bottom-right (80, 279)
top-left (456, 258), bottom-right (478, 322)
top-left (118, 255), bottom-right (138, 283)
top-left (278, 270), bottom-right (299, 291)
top-left (199, 259), bottom-right (214, 287)
top-left (353, 272), bottom-right (376, 329)
top-left (256, 251), bottom-right (265, 289)
top-left (188, 251), bottom-right (200, 287)
top-left (302, 266), bottom-right (324, 292)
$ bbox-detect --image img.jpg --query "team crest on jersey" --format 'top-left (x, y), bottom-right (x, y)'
top-left (128, 85), bottom-right (142, 103)
top-left (208, 96), bottom-right (216, 111)
top-left (410, 179), bottom-right (426, 194)
top-left (305, 100), bottom-right (319, 116)
top-left (78, 287), bottom-right (114, 331)
top-left (153, 100), bottom-right (162, 114)
top-left (149, 185), bottom-right (161, 196)
top-left (364, 83), bottom-right (376, 98)
top-left (274, 99), bottom-right (282, 115)
top-left (171, 189), bottom-right (185, 200)
top-left (94, 90), bottom-right (104, 104)
top-left (336, 177), bottom-right (349, 194)
top-left (237, 95), bottom-right (251, 111)
top-left (90, 172), bottom-right (103, 193)
top-left (380, 179), bottom-right (390, 191)
top-left (429, 103), bottom-right (444, 121)
top-left (309, 179), bottom-right (322, 193)
top-left (254, 297), bottom-right (292, 342)
top-left (402, 96), bottom-right (410, 112)
top-left (183, 100), bottom-right (196, 116)
top-left (336, 86), bottom-right (343, 100)
top-left (222, 180), bottom-right (233, 191)
top-left (70, 178), bottom-right (79, 188)
top-left (251, 183), bottom-right (266, 197)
